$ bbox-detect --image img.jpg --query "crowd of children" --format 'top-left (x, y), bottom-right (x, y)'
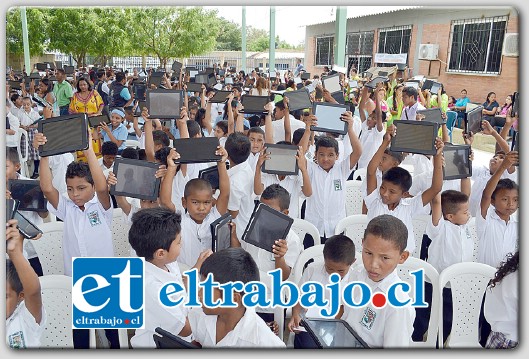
top-left (5, 61), bottom-right (519, 349)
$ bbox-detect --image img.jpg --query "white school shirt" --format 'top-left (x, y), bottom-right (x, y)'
top-left (246, 152), bottom-right (260, 172)
top-left (178, 206), bottom-right (221, 268)
top-left (426, 217), bottom-right (473, 273)
top-left (408, 171), bottom-right (460, 197)
top-left (130, 261), bottom-right (190, 348)
top-left (476, 207), bottom-right (518, 268)
top-left (408, 154), bottom-right (432, 177)
top-left (6, 112), bottom-right (20, 147)
top-left (47, 193), bottom-right (114, 276)
top-left (361, 168), bottom-right (382, 199)
top-left (17, 109), bottom-right (40, 126)
top-left (469, 164), bottom-right (518, 218)
top-left (171, 170), bottom-right (189, 215)
top-left (6, 302), bottom-right (47, 349)
top-left (342, 266), bottom-right (415, 348)
top-left (300, 262), bottom-right (354, 318)
top-left (399, 101), bottom-right (426, 122)
top-left (48, 153), bottom-right (75, 196)
top-left (187, 163), bottom-right (211, 181)
top-left (484, 270), bottom-right (518, 342)
top-left (258, 173), bottom-right (304, 218)
top-left (97, 157), bottom-right (113, 179)
top-left (364, 190), bottom-right (430, 254)
top-left (357, 121), bottom-right (385, 170)
top-left (305, 158), bottom-right (351, 237)
top-left (227, 161), bottom-right (255, 240)
top-left (260, 115), bottom-right (305, 144)
top-left (188, 306), bottom-right (285, 348)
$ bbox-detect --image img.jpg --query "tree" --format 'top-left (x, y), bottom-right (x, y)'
top-left (247, 27), bottom-right (269, 52)
top-left (6, 7), bottom-right (50, 57)
top-left (215, 17), bottom-right (241, 51)
top-left (89, 8), bottom-right (131, 66)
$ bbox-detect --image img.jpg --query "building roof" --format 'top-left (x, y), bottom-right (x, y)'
top-left (304, 6), bottom-right (422, 27)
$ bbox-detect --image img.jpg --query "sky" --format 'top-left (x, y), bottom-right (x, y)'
top-left (204, 6), bottom-right (415, 46)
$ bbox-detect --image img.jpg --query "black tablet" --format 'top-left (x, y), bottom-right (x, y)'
top-left (185, 82), bottom-right (203, 93)
top-left (311, 102), bottom-right (349, 135)
top-left (172, 61), bottom-right (182, 73)
top-left (301, 318), bottom-right (369, 349)
top-left (206, 73), bottom-right (217, 87)
top-left (13, 210), bottom-right (43, 240)
top-left (391, 120), bottom-right (439, 155)
top-left (241, 202), bottom-right (293, 253)
top-left (173, 137), bottom-right (222, 164)
top-left (210, 213), bottom-right (233, 252)
top-left (209, 90), bottom-right (232, 104)
top-left (284, 89), bottom-right (312, 111)
top-left (8, 80), bottom-right (22, 90)
top-left (331, 91), bottom-right (346, 105)
top-left (30, 72), bottom-right (41, 80)
top-left (194, 74), bottom-right (209, 85)
top-left (511, 92), bottom-right (518, 117)
top-left (6, 199), bottom-right (19, 222)
top-left (240, 95), bottom-right (269, 114)
top-left (88, 113), bottom-right (111, 128)
top-left (465, 105), bottom-right (483, 134)
top-left (262, 143), bottom-right (299, 176)
top-left (198, 163), bottom-right (229, 190)
top-left (417, 108), bottom-right (445, 124)
top-left (321, 73), bottom-right (341, 94)
top-left (365, 76), bottom-right (389, 89)
top-left (36, 63), bottom-right (47, 71)
top-left (64, 65), bottom-right (75, 75)
top-left (133, 83), bottom-right (147, 101)
top-left (38, 113), bottom-right (89, 157)
top-left (134, 100), bottom-right (146, 117)
top-left (146, 89), bottom-right (184, 119)
top-left (443, 144), bottom-right (472, 180)
top-left (301, 72), bottom-right (311, 81)
top-left (153, 327), bottom-right (200, 349)
top-left (148, 74), bottom-right (164, 89)
top-left (8, 179), bottom-right (48, 212)
top-left (205, 67), bottom-right (215, 75)
top-left (109, 158), bottom-right (161, 201)
top-left (378, 71), bottom-right (389, 77)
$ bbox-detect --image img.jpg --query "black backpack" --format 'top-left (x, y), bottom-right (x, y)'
top-left (97, 81), bottom-right (110, 106)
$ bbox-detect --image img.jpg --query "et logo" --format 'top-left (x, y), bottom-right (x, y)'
top-left (72, 258), bottom-right (144, 329)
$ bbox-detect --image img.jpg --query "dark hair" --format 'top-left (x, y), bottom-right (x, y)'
top-left (152, 130), bottom-right (170, 147)
top-left (155, 146), bottom-right (172, 166)
top-left (315, 135), bottom-right (339, 154)
top-left (491, 178), bottom-right (518, 200)
top-left (392, 84), bottom-right (404, 112)
top-left (488, 251), bottom-right (518, 288)
top-left (76, 78), bottom-right (92, 92)
top-left (247, 126), bottom-right (265, 137)
top-left (441, 190), bottom-right (469, 217)
top-left (225, 132), bottom-right (250, 165)
top-left (66, 161), bottom-right (94, 185)
top-left (6, 259), bottom-right (23, 294)
top-left (382, 167), bottom-right (412, 192)
top-left (115, 72), bottom-right (125, 83)
top-left (261, 184), bottom-right (290, 211)
top-left (216, 120), bottom-right (228, 135)
top-left (184, 178), bottom-right (213, 198)
top-left (56, 69), bottom-right (66, 76)
top-left (274, 100), bottom-right (286, 111)
top-left (485, 91), bottom-right (496, 103)
top-left (129, 207), bottom-right (182, 261)
top-left (6, 147), bottom-right (20, 165)
top-left (402, 86), bottom-right (418, 100)
top-left (276, 140), bottom-right (292, 145)
top-left (292, 128), bottom-right (305, 146)
top-left (200, 248), bottom-right (259, 285)
top-left (97, 69), bottom-right (106, 79)
top-left (40, 78), bottom-right (53, 94)
top-left (323, 235), bottom-right (356, 265)
top-left (187, 120), bottom-right (202, 138)
top-left (101, 141), bottom-right (118, 156)
top-left (121, 147), bottom-right (139, 160)
top-left (195, 108), bottom-right (207, 127)
top-left (383, 148), bottom-right (404, 164)
top-left (10, 93), bottom-right (20, 104)
top-left (138, 149), bottom-right (147, 161)
top-left (364, 215), bottom-right (408, 253)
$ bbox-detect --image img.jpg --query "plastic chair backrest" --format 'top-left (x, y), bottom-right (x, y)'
top-left (446, 111), bottom-right (458, 142)
top-left (411, 215), bottom-right (430, 258)
top-left (292, 244), bottom-right (325, 285)
top-left (112, 208), bottom-right (132, 257)
top-left (334, 214), bottom-right (369, 253)
top-left (345, 180), bottom-right (364, 216)
top-left (124, 139), bottom-right (141, 148)
top-left (16, 127), bottom-right (30, 177)
top-left (31, 222), bottom-right (65, 275)
top-left (291, 218), bottom-right (321, 247)
top-left (466, 217), bottom-right (479, 262)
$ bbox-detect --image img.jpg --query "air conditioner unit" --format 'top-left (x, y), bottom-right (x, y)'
top-left (418, 44), bottom-right (439, 60)
top-left (502, 33), bottom-right (519, 57)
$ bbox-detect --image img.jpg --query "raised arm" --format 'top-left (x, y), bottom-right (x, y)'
top-left (203, 101), bottom-right (213, 136)
top-left (299, 114), bottom-right (316, 155)
top-left (341, 111), bottom-right (362, 170)
top-left (374, 85), bottom-right (384, 132)
top-left (84, 131), bottom-right (111, 210)
top-left (421, 138), bottom-right (444, 206)
top-left (214, 146), bottom-right (230, 215)
top-left (159, 149), bottom-right (180, 212)
top-left (106, 171), bottom-right (132, 215)
top-left (297, 146), bottom-right (312, 197)
top-left (226, 93), bottom-right (235, 135)
top-left (34, 133), bottom-right (60, 209)
top-left (141, 107), bottom-right (155, 162)
top-left (283, 97), bottom-right (292, 142)
top-left (177, 107), bottom-right (190, 139)
top-left (253, 149), bottom-right (269, 196)
top-left (359, 86), bottom-right (368, 123)
top-left (264, 102), bottom-right (274, 144)
top-left (367, 126), bottom-right (393, 196)
top-left (481, 120), bottom-right (510, 154)
top-left (430, 193), bottom-right (442, 227)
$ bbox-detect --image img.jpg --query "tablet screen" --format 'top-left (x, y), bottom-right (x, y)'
top-left (224, 77), bottom-right (233, 85)
top-left (443, 145), bottom-right (471, 180)
top-left (312, 103), bottom-right (348, 135)
top-left (133, 83), bottom-right (147, 101)
top-left (153, 328), bottom-right (200, 349)
top-left (322, 74), bottom-right (341, 94)
top-left (303, 319), bottom-right (368, 348)
top-left (88, 114), bottom-right (111, 128)
top-left (172, 61), bottom-right (182, 73)
top-left (284, 90), bottom-right (312, 111)
top-left (186, 82), bottom-right (203, 93)
top-left (64, 66), bottom-right (74, 74)
top-left (173, 137), bottom-right (222, 164)
top-left (365, 76), bottom-right (388, 89)
top-left (417, 108), bottom-right (444, 124)
top-left (198, 163), bottom-right (229, 190)
top-left (210, 213), bottom-right (232, 252)
top-left (146, 90), bottom-right (183, 119)
top-left (466, 106), bottom-right (483, 134)
top-left (391, 120), bottom-right (438, 155)
top-left (241, 95), bottom-right (269, 114)
top-left (6, 199), bottom-right (18, 222)
top-left (209, 91), bottom-right (232, 103)
top-left (8, 180), bottom-right (48, 212)
top-left (13, 210), bottom-right (42, 239)
top-left (110, 159), bottom-right (161, 200)
top-left (262, 144), bottom-right (299, 176)
top-left (242, 203), bottom-right (293, 253)
top-left (195, 74), bottom-right (208, 84)
top-left (38, 114), bottom-right (89, 157)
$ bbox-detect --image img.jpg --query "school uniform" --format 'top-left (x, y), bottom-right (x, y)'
top-left (476, 207), bottom-right (518, 268)
top-left (246, 152), bottom-right (260, 172)
top-left (305, 158), bottom-right (352, 237)
top-left (342, 266), bottom-right (415, 348)
top-left (408, 172), bottom-right (460, 197)
top-left (409, 154), bottom-right (432, 177)
top-left (102, 123), bottom-right (128, 151)
top-left (361, 169), bottom-right (382, 198)
top-left (399, 101), bottom-right (426, 122)
top-left (187, 162), bottom-right (210, 180)
top-left (258, 173), bottom-right (304, 218)
top-left (260, 115), bottom-right (305, 144)
top-left (365, 190), bottom-right (430, 254)
top-left (227, 161), bottom-right (255, 240)
top-left (97, 157), bottom-right (114, 179)
top-left (6, 302), bottom-right (47, 349)
top-left (47, 193), bottom-right (114, 276)
top-left (484, 270), bottom-right (518, 345)
top-left (188, 306), bottom-right (285, 348)
top-left (130, 261), bottom-right (190, 348)
top-left (357, 121), bottom-right (385, 170)
top-left (48, 153), bottom-right (75, 196)
top-left (178, 206), bottom-right (221, 268)
top-left (426, 217), bottom-right (473, 273)
top-left (171, 170), bottom-right (189, 215)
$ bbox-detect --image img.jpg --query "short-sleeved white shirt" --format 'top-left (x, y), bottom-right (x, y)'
top-left (246, 152), bottom-right (260, 172)
top-left (260, 115), bottom-right (305, 144)
top-left (476, 207), bottom-right (518, 268)
top-left (130, 261), bottom-right (190, 348)
top-left (426, 217), bottom-right (474, 273)
top-left (171, 170), bottom-right (189, 215)
top-left (342, 266), bottom-right (415, 348)
top-left (258, 173), bottom-right (304, 218)
top-left (227, 161), bottom-right (255, 239)
top-left (6, 301), bottom-right (47, 349)
top-left (48, 153), bottom-right (75, 196)
top-left (305, 159), bottom-right (352, 236)
top-left (188, 306), bottom-right (285, 348)
top-left (97, 157), bottom-right (114, 179)
top-left (47, 194), bottom-right (114, 276)
top-left (408, 171), bottom-right (460, 197)
top-left (187, 163), bottom-right (210, 180)
top-left (484, 270), bottom-right (518, 342)
top-left (365, 189), bottom-right (430, 254)
top-left (357, 121), bottom-right (385, 170)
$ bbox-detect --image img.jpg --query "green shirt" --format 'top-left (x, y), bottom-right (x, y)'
top-left (53, 80), bottom-right (74, 107)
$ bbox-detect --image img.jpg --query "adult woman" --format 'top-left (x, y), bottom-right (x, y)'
top-left (482, 91), bottom-right (499, 123)
top-left (29, 78), bottom-right (59, 117)
top-left (489, 94), bottom-right (513, 128)
top-left (69, 77), bottom-right (104, 116)
top-left (250, 77), bottom-right (268, 96)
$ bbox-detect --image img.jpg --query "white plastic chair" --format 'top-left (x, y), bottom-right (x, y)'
top-left (345, 180), bottom-right (364, 216)
top-left (438, 262), bottom-right (496, 348)
top-left (16, 127), bottom-right (30, 178)
top-left (353, 167), bottom-right (367, 182)
top-left (31, 222), bottom-right (65, 276)
top-left (334, 214), bottom-right (369, 253)
top-left (112, 208), bottom-right (132, 257)
top-left (39, 275), bottom-right (96, 348)
top-left (291, 244), bottom-right (325, 285)
top-left (411, 215), bottom-right (430, 258)
top-left (466, 217), bottom-right (479, 262)
top-left (291, 218), bottom-right (321, 248)
top-left (124, 139), bottom-right (141, 148)
top-left (397, 257), bottom-right (440, 348)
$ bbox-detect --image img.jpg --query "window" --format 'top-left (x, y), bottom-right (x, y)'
top-left (448, 16), bottom-right (507, 74)
top-left (377, 25), bottom-right (412, 67)
top-left (347, 31), bottom-right (374, 73)
top-left (315, 36), bottom-right (334, 66)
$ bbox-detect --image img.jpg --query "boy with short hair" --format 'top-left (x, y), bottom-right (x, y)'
top-left (342, 215), bottom-right (415, 348)
top-left (129, 207), bottom-right (210, 348)
top-left (188, 248), bottom-right (286, 348)
top-left (99, 141), bottom-right (118, 179)
top-left (246, 126), bottom-right (266, 171)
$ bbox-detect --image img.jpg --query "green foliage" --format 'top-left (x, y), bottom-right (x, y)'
top-left (215, 17), bottom-right (241, 51)
top-left (6, 7), bottom-right (49, 56)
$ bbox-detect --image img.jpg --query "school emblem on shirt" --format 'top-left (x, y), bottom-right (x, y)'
top-left (8, 331), bottom-right (25, 348)
top-left (87, 210), bottom-right (102, 227)
top-left (360, 307), bottom-right (377, 330)
top-left (334, 179), bottom-right (342, 191)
